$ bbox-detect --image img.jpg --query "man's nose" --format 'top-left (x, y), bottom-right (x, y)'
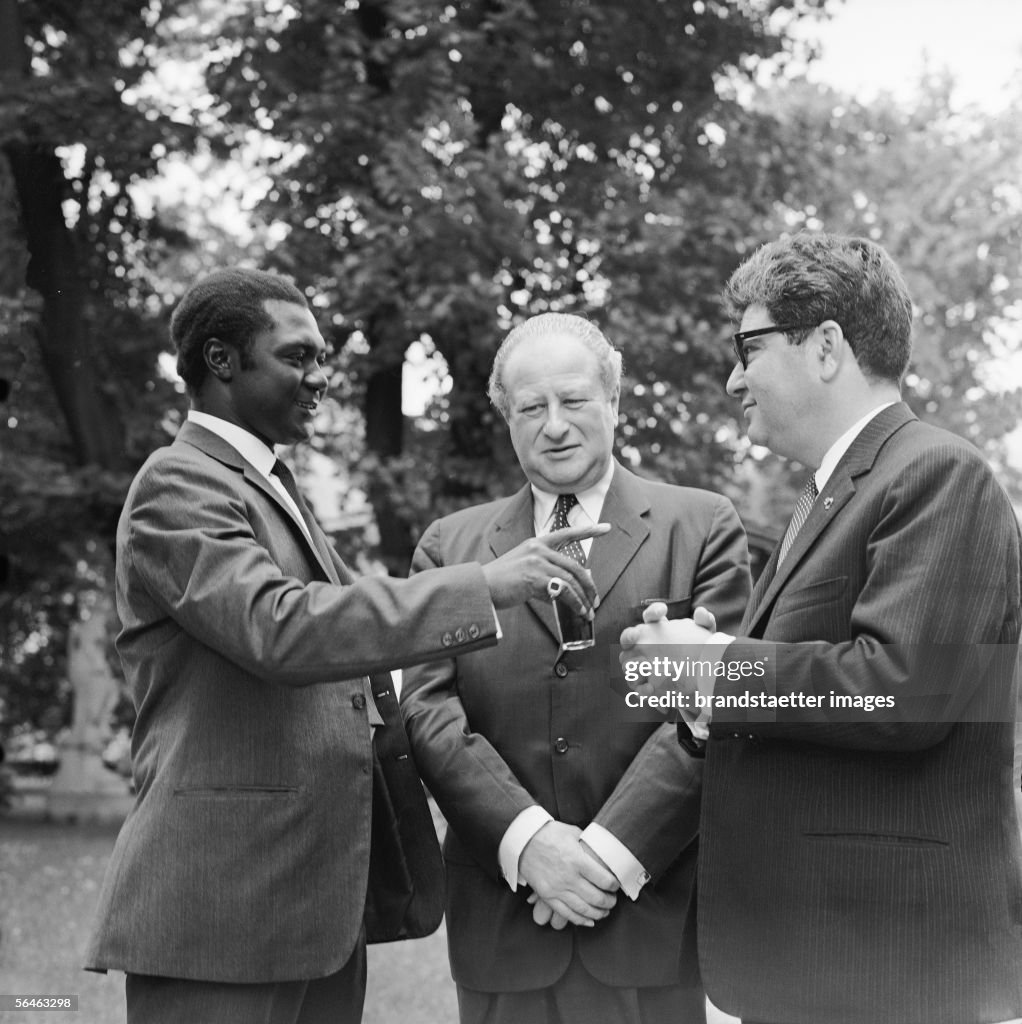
top-left (306, 362), bottom-right (329, 393)
top-left (542, 403), bottom-right (570, 435)
top-left (725, 362), bottom-right (745, 398)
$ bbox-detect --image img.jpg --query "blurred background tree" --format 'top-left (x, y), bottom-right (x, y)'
top-left (1, 0), bottom-right (1020, 742)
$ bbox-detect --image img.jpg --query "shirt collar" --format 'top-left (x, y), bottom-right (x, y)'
top-left (815, 401), bottom-right (896, 492)
top-left (531, 459), bottom-right (616, 534)
top-left (187, 410), bottom-right (277, 478)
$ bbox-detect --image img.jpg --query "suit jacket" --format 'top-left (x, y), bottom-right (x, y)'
top-left (85, 421), bottom-right (499, 983)
top-left (400, 463), bottom-right (751, 992)
top-left (700, 403), bottom-right (1022, 1024)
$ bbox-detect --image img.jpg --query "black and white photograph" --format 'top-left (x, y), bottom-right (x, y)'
top-left (1, 1), bottom-right (1021, 1022)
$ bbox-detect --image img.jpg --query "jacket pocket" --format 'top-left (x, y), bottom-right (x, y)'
top-left (173, 785), bottom-right (298, 798)
top-left (632, 595), bottom-right (693, 620)
top-left (803, 829), bottom-right (948, 848)
top-left (773, 575), bottom-right (847, 618)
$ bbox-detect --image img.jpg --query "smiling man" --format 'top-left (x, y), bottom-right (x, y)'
top-left (85, 269), bottom-right (608, 1024)
top-left (621, 234), bottom-right (1022, 1024)
top-left (401, 313), bottom-right (750, 1024)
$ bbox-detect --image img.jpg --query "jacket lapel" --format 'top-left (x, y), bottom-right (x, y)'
top-left (588, 464), bottom-right (650, 605)
top-left (176, 421), bottom-right (339, 584)
top-left (744, 402), bottom-right (916, 636)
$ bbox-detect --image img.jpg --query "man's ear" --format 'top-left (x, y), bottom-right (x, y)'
top-left (203, 338), bottom-right (234, 382)
top-left (816, 320), bottom-right (846, 382)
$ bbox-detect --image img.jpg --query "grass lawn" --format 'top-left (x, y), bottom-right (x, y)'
top-left (0, 816), bottom-right (457, 1024)
top-left (0, 814), bottom-right (736, 1024)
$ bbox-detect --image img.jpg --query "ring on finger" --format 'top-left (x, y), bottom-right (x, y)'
top-left (546, 576), bottom-right (566, 599)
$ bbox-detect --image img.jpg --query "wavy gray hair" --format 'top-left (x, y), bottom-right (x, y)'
top-left (487, 313), bottom-right (623, 419)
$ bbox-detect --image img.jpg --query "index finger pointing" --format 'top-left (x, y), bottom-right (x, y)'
top-left (544, 521), bottom-right (611, 547)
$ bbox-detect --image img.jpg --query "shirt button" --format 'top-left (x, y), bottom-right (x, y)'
top-left (554, 737), bottom-right (569, 754)
top-left (352, 694), bottom-right (366, 710)
top-left (554, 663), bottom-right (569, 678)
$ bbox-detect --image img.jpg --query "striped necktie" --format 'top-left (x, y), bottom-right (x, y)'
top-left (553, 493), bottom-right (586, 564)
top-left (777, 476), bottom-right (818, 565)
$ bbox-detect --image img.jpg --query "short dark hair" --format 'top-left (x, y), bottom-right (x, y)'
top-left (723, 234), bottom-right (913, 384)
top-left (171, 268), bottom-right (308, 393)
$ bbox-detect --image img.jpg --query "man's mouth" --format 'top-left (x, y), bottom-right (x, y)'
top-left (296, 400), bottom-right (317, 412)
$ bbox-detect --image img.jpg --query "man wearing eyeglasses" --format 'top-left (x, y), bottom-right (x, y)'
top-left (621, 234), bottom-right (1022, 1024)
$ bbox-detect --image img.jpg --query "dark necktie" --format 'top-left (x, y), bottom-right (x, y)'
top-left (778, 476), bottom-right (818, 565)
top-left (271, 459), bottom-right (313, 531)
top-left (552, 493), bottom-right (586, 565)
top-left (271, 458), bottom-right (302, 503)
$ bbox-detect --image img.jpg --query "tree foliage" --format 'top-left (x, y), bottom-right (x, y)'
top-left (200, 0), bottom-right (830, 566)
top-left (2, 0), bottom-right (1021, 739)
top-left (0, 0), bottom-right (201, 734)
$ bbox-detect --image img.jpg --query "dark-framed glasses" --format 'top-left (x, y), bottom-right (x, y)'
top-left (731, 323), bottom-right (816, 370)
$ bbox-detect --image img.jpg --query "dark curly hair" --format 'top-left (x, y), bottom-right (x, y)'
top-left (724, 234), bottom-right (913, 385)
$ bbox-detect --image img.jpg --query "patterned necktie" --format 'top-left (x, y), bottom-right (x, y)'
top-left (777, 476), bottom-right (818, 565)
top-left (552, 493), bottom-right (586, 564)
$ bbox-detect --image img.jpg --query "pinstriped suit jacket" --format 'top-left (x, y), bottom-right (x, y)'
top-left (699, 403), bottom-right (1022, 1023)
top-left (401, 463), bottom-right (751, 994)
top-left (85, 421), bottom-right (498, 983)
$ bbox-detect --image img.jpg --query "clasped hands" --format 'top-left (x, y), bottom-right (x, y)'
top-left (519, 821), bottom-right (619, 931)
top-left (519, 607), bottom-right (721, 931)
top-left (618, 602), bottom-right (718, 699)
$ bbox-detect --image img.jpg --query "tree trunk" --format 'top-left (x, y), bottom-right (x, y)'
top-left (1, 0), bottom-right (125, 470)
top-left (364, 356), bottom-right (412, 574)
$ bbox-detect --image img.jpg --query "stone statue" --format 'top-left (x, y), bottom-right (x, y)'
top-left (48, 595), bottom-right (133, 822)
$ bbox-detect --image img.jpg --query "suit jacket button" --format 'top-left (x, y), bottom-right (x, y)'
top-left (554, 737), bottom-right (569, 754)
top-left (468, 624), bottom-right (480, 639)
top-left (554, 662), bottom-right (569, 678)
top-left (454, 627), bottom-right (467, 643)
top-left (441, 632), bottom-right (454, 647)
top-left (352, 694), bottom-right (366, 710)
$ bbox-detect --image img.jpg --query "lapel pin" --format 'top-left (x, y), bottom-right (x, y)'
top-left (823, 496), bottom-right (833, 510)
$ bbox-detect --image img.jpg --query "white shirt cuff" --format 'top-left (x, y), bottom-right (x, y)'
top-left (580, 822), bottom-right (649, 900)
top-left (498, 805), bottom-right (553, 890)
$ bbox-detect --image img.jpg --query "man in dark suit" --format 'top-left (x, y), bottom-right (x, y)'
top-left (84, 269), bottom-right (607, 1024)
top-left (400, 313), bottom-right (751, 1023)
top-left (622, 234), bottom-right (1022, 1024)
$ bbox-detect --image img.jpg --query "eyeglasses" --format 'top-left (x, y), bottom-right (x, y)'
top-left (731, 323), bottom-right (817, 370)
